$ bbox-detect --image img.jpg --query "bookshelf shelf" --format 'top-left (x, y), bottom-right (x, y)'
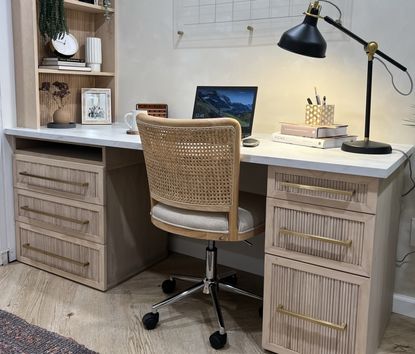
top-left (64, 0), bottom-right (115, 14)
top-left (38, 68), bottom-right (115, 77)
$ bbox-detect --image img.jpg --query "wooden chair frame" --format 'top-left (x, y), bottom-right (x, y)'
top-left (137, 113), bottom-right (262, 241)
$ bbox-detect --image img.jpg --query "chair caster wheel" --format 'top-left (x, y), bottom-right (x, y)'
top-left (209, 331), bottom-right (227, 350)
top-left (142, 312), bottom-right (159, 330)
top-left (259, 306), bottom-right (263, 319)
top-left (222, 274), bottom-right (237, 286)
top-left (161, 279), bottom-right (176, 294)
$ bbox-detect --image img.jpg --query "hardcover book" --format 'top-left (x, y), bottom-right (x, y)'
top-left (42, 60), bottom-right (86, 67)
top-left (272, 132), bottom-right (357, 149)
top-left (42, 57), bottom-right (85, 63)
top-left (38, 66), bottom-right (92, 72)
top-left (280, 122), bottom-right (348, 138)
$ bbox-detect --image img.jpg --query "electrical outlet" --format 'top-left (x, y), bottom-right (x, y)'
top-left (411, 218), bottom-right (415, 247)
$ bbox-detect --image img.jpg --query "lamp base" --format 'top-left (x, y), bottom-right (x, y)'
top-left (341, 140), bottom-right (392, 154)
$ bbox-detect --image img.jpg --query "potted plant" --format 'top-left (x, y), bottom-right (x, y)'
top-left (39, 0), bottom-right (68, 40)
top-left (40, 81), bottom-right (71, 124)
top-left (103, 0), bottom-right (112, 21)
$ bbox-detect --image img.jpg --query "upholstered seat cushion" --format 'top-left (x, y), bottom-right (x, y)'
top-left (151, 192), bottom-right (265, 234)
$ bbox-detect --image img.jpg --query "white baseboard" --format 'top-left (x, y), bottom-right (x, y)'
top-left (393, 293), bottom-right (415, 319)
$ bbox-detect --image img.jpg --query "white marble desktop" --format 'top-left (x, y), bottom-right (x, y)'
top-left (4, 123), bottom-right (414, 178)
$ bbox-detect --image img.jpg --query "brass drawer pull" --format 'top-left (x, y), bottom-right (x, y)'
top-left (22, 243), bottom-right (90, 267)
top-left (20, 206), bottom-right (90, 225)
top-left (280, 228), bottom-right (352, 247)
top-left (19, 172), bottom-right (89, 187)
top-left (280, 182), bottom-right (355, 197)
top-left (276, 305), bottom-right (347, 331)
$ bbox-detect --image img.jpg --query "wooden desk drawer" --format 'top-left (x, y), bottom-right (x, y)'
top-left (267, 166), bottom-right (378, 214)
top-left (14, 154), bottom-right (104, 205)
top-left (16, 222), bottom-right (105, 290)
top-left (266, 199), bottom-right (374, 276)
top-left (15, 189), bottom-right (105, 244)
top-left (262, 255), bottom-right (369, 354)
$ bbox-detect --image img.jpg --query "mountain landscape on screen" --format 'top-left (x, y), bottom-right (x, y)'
top-left (193, 88), bottom-right (254, 130)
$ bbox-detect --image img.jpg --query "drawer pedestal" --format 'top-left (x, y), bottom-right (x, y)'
top-left (13, 142), bottom-right (168, 291)
top-left (263, 166), bottom-right (403, 354)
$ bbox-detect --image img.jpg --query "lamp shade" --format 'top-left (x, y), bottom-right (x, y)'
top-left (278, 8), bottom-right (327, 58)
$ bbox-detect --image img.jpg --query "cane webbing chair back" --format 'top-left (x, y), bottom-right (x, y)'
top-left (137, 114), bottom-right (241, 218)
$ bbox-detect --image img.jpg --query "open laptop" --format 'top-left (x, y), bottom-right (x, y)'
top-left (192, 86), bottom-right (258, 139)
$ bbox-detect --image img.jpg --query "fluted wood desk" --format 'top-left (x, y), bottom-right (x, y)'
top-left (4, 124), bottom-right (413, 354)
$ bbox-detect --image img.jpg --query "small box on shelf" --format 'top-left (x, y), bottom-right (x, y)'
top-left (136, 104), bottom-right (168, 118)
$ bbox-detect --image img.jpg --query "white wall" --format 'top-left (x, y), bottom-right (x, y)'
top-left (119, 1), bottom-right (415, 142)
top-left (0, 0), bottom-right (17, 263)
top-left (118, 0), bottom-right (415, 291)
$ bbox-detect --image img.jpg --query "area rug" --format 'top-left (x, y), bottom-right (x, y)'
top-left (0, 309), bottom-right (97, 354)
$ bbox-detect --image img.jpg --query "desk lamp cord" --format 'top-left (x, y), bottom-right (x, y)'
top-left (393, 149), bottom-right (415, 265)
top-left (375, 57), bottom-right (414, 96)
top-left (393, 149), bottom-right (415, 197)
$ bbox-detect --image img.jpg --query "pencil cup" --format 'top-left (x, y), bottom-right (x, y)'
top-left (305, 104), bottom-right (335, 125)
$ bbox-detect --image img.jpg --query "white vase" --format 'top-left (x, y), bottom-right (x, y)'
top-left (86, 37), bottom-right (102, 72)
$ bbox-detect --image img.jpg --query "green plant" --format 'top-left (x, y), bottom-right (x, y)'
top-left (103, 0), bottom-right (112, 21)
top-left (39, 0), bottom-right (68, 40)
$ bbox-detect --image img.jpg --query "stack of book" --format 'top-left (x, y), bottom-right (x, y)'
top-left (272, 122), bottom-right (357, 149)
top-left (39, 58), bottom-right (92, 72)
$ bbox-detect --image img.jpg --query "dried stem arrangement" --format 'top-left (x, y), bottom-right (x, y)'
top-left (40, 81), bottom-right (71, 109)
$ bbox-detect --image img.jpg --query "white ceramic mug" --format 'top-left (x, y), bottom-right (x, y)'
top-left (124, 110), bottom-right (147, 132)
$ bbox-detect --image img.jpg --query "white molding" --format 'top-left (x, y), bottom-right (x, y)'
top-left (393, 293), bottom-right (415, 319)
top-left (0, 0), bottom-right (17, 262)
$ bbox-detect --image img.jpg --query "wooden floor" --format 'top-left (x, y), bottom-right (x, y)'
top-left (0, 253), bottom-right (414, 354)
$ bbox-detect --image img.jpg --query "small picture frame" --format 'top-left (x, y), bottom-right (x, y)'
top-left (82, 88), bottom-right (112, 125)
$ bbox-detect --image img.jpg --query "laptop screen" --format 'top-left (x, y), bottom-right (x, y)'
top-left (192, 86), bottom-right (258, 138)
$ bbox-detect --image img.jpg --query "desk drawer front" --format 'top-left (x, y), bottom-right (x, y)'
top-left (266, 199), bottom-right (374, 276)
top-left (16, 190), bottom-right (104, 244)
top-left (14, 155), bottom-right (104, 205)
top-left (16, 223), bottom-right (104, 288)
top-left (263, 255), bottom-right (369, 354)
top-left (268, 167), bottom-right (377, 213)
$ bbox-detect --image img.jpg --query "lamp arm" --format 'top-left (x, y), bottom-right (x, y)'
top-left (323, 16), bottom-right (407, 72)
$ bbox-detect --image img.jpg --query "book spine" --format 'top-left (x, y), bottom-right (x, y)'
top-left (280, 123), bottom-right (318, 138)
top-left (42, 62), bottom-right (86, 67)
top-left (272, 133), bottom-right (324, 148)
top-left (38, 66), bottom-right (92, 72)
top-left (272, 133), bottom-right (357, 149)
top-left (43, 58), bottom-right (85, 63)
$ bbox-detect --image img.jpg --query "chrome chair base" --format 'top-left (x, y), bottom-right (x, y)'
top-left (142, 240), bottom-right (262, 350)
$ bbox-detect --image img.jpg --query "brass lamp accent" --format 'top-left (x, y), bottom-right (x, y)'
top-left (278, 0), bottom-right (412, 154)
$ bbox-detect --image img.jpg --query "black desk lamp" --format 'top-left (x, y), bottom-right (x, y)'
top-left (278, 0), bottom-right (413, 154)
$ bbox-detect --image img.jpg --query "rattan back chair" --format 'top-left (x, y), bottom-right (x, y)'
top-left (137, 113), bottom-right (246, 242)
top-left (138, 113), bottom-right (264, 350)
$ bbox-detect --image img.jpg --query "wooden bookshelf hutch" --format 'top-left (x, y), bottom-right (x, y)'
top-left (12, 0), bottom-right (118, 128)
